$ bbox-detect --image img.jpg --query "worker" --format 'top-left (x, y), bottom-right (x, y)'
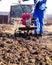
top-left (34, 0), bottom-right (47, 37)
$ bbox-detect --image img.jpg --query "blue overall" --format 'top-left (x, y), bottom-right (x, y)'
top-left (34, 0), bottom-right (47, 35)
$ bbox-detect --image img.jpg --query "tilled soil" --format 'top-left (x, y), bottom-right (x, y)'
top-left (0, 24), bottom-right (52, 65)
top-left (0, 33), bottom-right (52, 65)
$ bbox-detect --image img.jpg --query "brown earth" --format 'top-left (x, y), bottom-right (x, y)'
top-left (0, 24), bottom-right (52, 65)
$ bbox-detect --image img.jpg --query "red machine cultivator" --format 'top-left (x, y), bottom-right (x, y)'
top-left (12, 13), bottom-right (37, 38)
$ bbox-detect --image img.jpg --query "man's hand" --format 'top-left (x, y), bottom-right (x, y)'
top-left (36, 0), bottom-right (40, 3)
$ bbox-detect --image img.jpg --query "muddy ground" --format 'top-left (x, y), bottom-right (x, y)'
top-left (0, 24), bottom-right (52, 65)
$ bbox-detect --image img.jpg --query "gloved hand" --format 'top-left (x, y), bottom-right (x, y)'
top-left (36, 0), bottom-right (40, 3)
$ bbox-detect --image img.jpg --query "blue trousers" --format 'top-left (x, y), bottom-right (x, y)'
top-left (34, 8), bottom-right (45, 35)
